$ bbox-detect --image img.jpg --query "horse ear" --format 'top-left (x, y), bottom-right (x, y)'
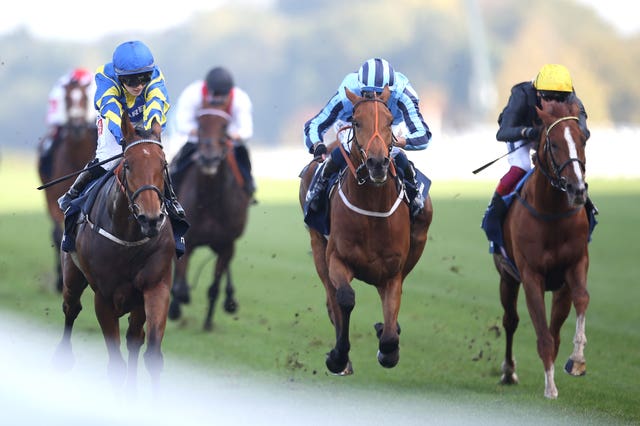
top-left (380, 85), bottom-right (391, 102)
top-left (121, 111), bottom-right (135, 144)
top-left (151, 119), bottom-right (162, 139)
top-left (536, 105), bottom-right (551, 123)
top-left (344, 87), bottom-right (359, 104)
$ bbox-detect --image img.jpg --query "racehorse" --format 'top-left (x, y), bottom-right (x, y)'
top-left (298, 86), bottom-right (433, 374)
top-left (495, 99), bottom-right (591, 399)
top-left (38, 79), bottom-right (97, 292)
top-left (168, 100), bottom-right (250, 330)
top-left (54, 113), bottom-right (175, 392)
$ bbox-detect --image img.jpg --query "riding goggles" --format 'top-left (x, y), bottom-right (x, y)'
top-left (119, 72), bottom-right (152, 87)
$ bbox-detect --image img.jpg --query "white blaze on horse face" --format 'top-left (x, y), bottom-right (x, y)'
top-left (564, 126), bottom-right (585, 186)
top-left (68, 87), bottom-right (85, 120)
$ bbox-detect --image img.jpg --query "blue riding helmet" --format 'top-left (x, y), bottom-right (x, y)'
top-left (112, 41), bottom-right (156, 76)
top-left (358, 58), bottom-right (395, 93)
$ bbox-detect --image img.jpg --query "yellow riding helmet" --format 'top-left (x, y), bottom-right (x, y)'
top-left (533, 64), bottom-right (573, 92)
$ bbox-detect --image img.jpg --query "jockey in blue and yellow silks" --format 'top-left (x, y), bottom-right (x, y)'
top-left (58, 40), bottom-right (171, 212)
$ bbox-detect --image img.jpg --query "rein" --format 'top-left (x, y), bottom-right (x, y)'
top-left (535, 116), bottom-right (584, 191)
top-left (91, 139), bottom-right (167, 246)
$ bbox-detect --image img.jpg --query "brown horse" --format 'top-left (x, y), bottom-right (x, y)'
top-left (38, 79), bottom-right (97, 292)
top-left (299, 86), bottom-right (433, 374)
top-left (168, 102), bottom-right (250, 330)
top-left (495, 99), bottom-right (591, 398)
top-left (54, 114), bottom-right (175, 392)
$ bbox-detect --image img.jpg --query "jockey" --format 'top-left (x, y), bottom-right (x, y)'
top-left (57, 40), bottom-right (183, 217)
top-left (484, 63), bottom-right (596, 228)
top-left (170, 66), bottom-right (256, 202)
top-left (303, 57), bottom-right (432, 219)
top-left (39, 68), bottom-right (97, 177)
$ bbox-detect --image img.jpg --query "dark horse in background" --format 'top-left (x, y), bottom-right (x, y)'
top-left (38, 79), bottom-right (97, 292)
top-left (168, 101), bottom-right (250, 330)
top-left (54, 114), bottom-right (175, 393)
top-left (299, 86), bottom-right (433, 375)
top-left (494, 100), bottom-right (591, 399)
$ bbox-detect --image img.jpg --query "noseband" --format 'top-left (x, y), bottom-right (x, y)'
top-left (121, 139), bottom-right (166, 217)
top-left (535, 116), bottom-right (585, 192)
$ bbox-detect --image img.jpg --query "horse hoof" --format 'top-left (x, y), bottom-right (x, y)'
top-left (377, 349), bottom-right (399, 368)
top-left (168, 300), bottom-right (182, 321)
top-left (326, 350), bottom-right (351, 375)
top-left (564, 358), bottom-right (586, 376)
top-left (224, 299), bottom-right (238, 314)
top-left (500, 372), bottom-right (519, 385)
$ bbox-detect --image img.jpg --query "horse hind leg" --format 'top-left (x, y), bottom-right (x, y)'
top-left (223, 268), bottom-right (238, 313)
top-left (326, 285), bottom-right (355, 375)
top-left (168, 254), bottom-right (191, 321)
top-left (499, 273), bottom-right (520, 385)
top-left (53, 254), bottom-right (88, 371)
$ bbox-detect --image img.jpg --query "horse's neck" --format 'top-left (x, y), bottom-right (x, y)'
top-left (526, 170), bottom-right (569, 212)
top-left (341, 173), bottom-right (398, 208)
top-left (95, 175), bottom-right (141, 236)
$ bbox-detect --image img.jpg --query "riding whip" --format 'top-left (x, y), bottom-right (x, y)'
top-left (37, 152), bottom-right (123, 190)
top-left (472, 143), bottom-right (529, 175)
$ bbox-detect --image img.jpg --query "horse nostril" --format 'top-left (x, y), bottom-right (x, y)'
top-left (382, 157), bottom-right (390, 167)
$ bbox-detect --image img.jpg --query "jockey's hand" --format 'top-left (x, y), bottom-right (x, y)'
top-left (394, 136), bottom-right (407, 148)
top-left (313, 142), bottom-right (327, 161)
top-left (523, 126), bottom-right (541, 141)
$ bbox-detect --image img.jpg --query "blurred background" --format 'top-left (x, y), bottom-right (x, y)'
top-left (0, 0), bottom-right (638, 178)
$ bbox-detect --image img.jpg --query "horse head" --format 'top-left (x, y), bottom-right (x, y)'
top-left (535, 100), bottom-right (588, 206)
top-left (196, 106), bottom-right (231, 175)
top-left (345, 86), bottom-right (394, 185)
top-left (120, 115), bottom-right (168, 237)
top-left (64, 80), bottom-right (94, 136)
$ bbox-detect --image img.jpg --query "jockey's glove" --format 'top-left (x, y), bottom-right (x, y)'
top-left (522, 126), bottom-right (541, 141)
top-left (313, 142), bottom-right (327, 159)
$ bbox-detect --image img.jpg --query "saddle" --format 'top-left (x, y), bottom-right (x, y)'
top-left (61, 168), bottom-right (189, 257)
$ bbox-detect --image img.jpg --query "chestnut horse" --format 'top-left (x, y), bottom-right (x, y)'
top-left (168, 102), bottom-right (250, 330)
top-left (38, 79), bottom-right (97, 292)
top-left (495, 100), bottom-right (591, 398)
top-left (54, 114), bottom-right (175, 392)
top-left (299, 87), bottom-right (433, 374)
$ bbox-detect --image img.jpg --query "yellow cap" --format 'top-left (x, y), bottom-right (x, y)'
top-left (533, 64), bottom-right (573, 92)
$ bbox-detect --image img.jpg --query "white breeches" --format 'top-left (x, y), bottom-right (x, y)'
top-left (507, 139), bottom-right (534, 171)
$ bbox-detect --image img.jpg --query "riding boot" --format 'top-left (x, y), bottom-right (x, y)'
top-left (404, 163), bottom-right (424, 219)
top-left (308, 157), bottom-right (339, 213)
top-left (38, 126), bottom-right (62, 180)
top-left (169, 142), bottom-right (197, 192)
top-left (482, 191), bottom-right (508, 240)
top-left (164, 184), bottom-right (186, 219)
top-left (57, 161), bottom-right (103, 212)
top-left (585, 196), bottom-right (599, 216)
top-left (234, 143), bottom-right (258, 204)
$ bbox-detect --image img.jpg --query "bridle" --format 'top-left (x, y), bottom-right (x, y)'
top-left (340, 97), bottom-right (396, 185)
top-left (120, 139), bottom-right (167, 218)
top-left (535, 116), bottom-right (585, 192)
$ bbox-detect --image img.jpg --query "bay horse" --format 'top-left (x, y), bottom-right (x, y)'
top-left (168, 101), bottom-right (250, 330)
top-left (54, 113), bottom-right (175, 392)
top-left (38, 78), bottom-right (97, 292)
top-left (495, 99), bottom-right (591, 398)
top-left (299, 86), bottom-right (433, 374)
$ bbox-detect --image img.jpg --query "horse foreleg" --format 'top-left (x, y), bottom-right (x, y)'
top-left (564, 263), bottom-right (590, 377)
top-left (54, 253), bottom-right (88, 370)
top-left (143, 281), bottom-right (171, 394)
top-left (375, 277), bottom-right (403, 369)
top-left (53, 224), bottom-right (64, 293)
top-left (522, 274), bottom-right (558, 399)
top-left (204, 249), bottom-right (232, 331)
top-left (125, 306), bottom-right (146, 395)
top-left (549, 286), bottom-right (572, 360)
top-left (94, 293), bottom-right (126, 388)
top-left (499, 273), bottom-right (520, 385)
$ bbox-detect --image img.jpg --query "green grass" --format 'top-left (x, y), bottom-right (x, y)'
top-left (1, 152), bottom-right (639, 424)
